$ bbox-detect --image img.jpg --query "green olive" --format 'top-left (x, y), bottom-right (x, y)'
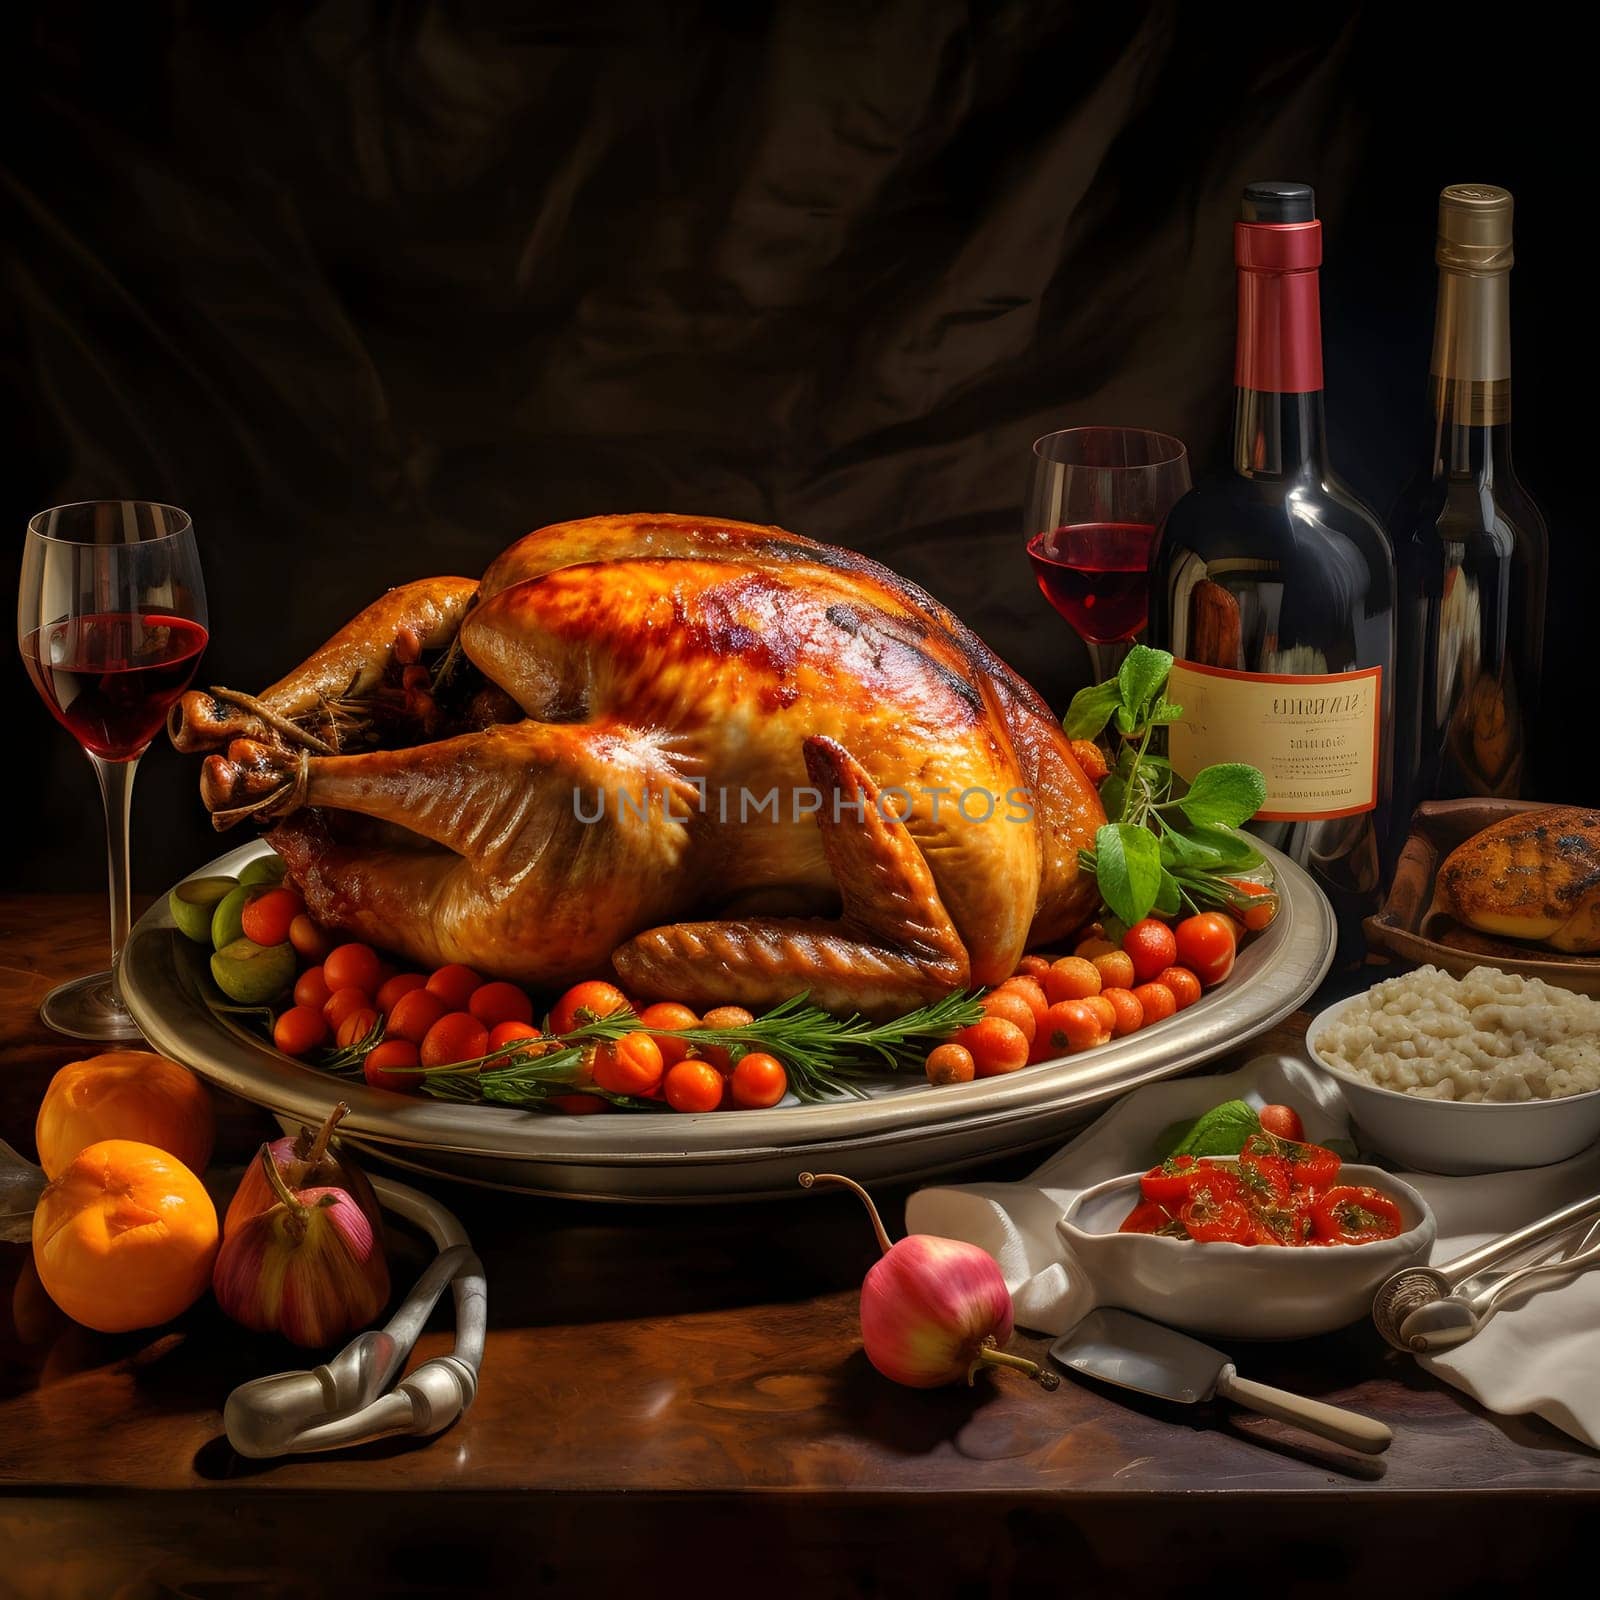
top-left (210, 938), bottom-right (297, 1004)
top-left (169, 876), bottom-right (238, 944)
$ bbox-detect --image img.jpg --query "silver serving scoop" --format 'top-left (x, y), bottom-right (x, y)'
top-left (1051, 1308), bottom-right (1392, 1455)
top-left (1400, 1215), bottom-right (1600, 1353)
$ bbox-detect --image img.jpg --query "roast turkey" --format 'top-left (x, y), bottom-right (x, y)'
top-left (171, 514), bottom-right (1104, 1015)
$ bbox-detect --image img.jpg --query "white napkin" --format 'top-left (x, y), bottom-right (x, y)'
top-left (906, 1055), bottom-right (1600, 1449)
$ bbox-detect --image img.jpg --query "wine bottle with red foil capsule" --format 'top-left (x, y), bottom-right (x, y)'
top-left (1149, 182), bottom-right (1396, 957)
top-left (1392, 185), bottom-right (1547, 814)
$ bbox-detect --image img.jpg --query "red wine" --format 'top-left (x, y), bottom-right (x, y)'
top-left (1027, 521), bottom-right (1157, 643)
top-left (1149, 182), bottom-right (1396, 959)
top-left (1394, 185), bottom-right (1547, 817)
top-left (23, 612), bottom-right (208, 761)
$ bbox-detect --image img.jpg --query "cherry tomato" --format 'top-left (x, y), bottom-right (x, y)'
top-left (335, 1007), bottom-right (380, 1050)
top-left (1179, 1192), bottom-right (1255, 1244)
top-left (592, 1032), bottom-right (665, 1097)
top-left (324, 986), bottom-right (373, 1033)
top-left (324, 943), bottom-right (382, 995)
top-left (1091, 950), bottom-right (1136, 990)
top-left (376, 972), bottom-right (428, 1014)
top-left (419, 1011), bottom-right (490, 1068)
top-left (1043, 956), bottom-right (1102, 1004)
top-left (730, 1052), bottom-right (788, 1109)
top-left (1101, 987), bottom-right (1145, 1036)
top-left (1155, 966), bottom-right (1202, 1010)
top-left (637, 1002), bottom-right (699, 1066)
top-left (239, 886), bottom-right (304, 947)
top-left (1014, 954), bottom-right (1052, 979)
top-left (993, 976), bottom-right (1048, 1029)
top-left (425, 963), bottom-right (483, 1012)
top-left (294, 965), bottom-right (332, 1011)
top-left (1119, 1199), bottom-right (1174, 1234)
top-left (980, 988), bottom-right (1038, 1043)
top-left (1072, 936), bottom-right (1117, 961)
top-left (1122, 919), bottom-right (1178, 984)
top-left (664, 1060), bottom-right (725, 1113)
top-left (1131, 981), bottom-right (1177, 1024)
top-left (364, 1038), bottom-right (422, 1092)
top-left (1140, 1155), bottom-right (1205, 1206)
top-left (1037, 1000), bottom-right (1109, 1056)
top-left (468, 980), bottom-right (534, 1029)
top-left (388, 988), bottom-right (450, 1045)
top-left (1258, 1103), bottom-right (1305, 1142)
top-left (487, 1020), bottom-right (544, 1055)
top-left (548, 980), bottom-right (630, 1037)
top-left (1174, 913), bottom-right (1237, 987)
top-left (697, 1005), bottom-right (755, 1072)
top-left (951, 1017), bottom-right (1030, 1076)
top-left (273, 1005), bottom-right (328, 1057)
top-left (924, 1043), bottom-right (976, 1086)
top-left (1082, 995), bottom-right (1117, 1035)
top-left (288, 915), bottom-right (333, 962)
top-left (1310, 1185), bottom-right (1404, 1244)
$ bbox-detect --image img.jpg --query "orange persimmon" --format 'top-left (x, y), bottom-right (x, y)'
top-left (35, 1051), bottom-right (214, 1180)
top-left (32, 1139), bottom-right (218, 1333)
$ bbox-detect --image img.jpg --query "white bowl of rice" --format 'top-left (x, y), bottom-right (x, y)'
top-left (1306, 964), bottom-right (1600, 1174)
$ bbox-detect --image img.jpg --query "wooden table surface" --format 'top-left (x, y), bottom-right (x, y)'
top-left (1, 895), bottom-right (1595, 1597)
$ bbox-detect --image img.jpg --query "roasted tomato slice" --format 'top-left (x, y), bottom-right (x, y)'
top-left (1119, 1198), bottom-right (1173, 1234)
top-left (1243, 1133), bottom-right (1341, 1192)
top-left (1248, 1201), bottom-right (1314, 1246)
top-left (1310, 1185), bottom-right (1404, 1244)
top-left (1237, 1147), bottom-right (1293, 1205)
top-left (1179, 1192), bottom-right (1255, 1244)
top-left (1190, 1160), bottom-right (1242, 1203)
top-left (1140, 1155), bottom-right (1206, 1205)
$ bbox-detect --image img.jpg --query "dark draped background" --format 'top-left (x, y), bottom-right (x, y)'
top-left (2, 1), bottom-right (1587, 897)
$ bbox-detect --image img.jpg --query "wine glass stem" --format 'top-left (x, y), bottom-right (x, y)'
top-left (1085, 638), bottom-right (1133, 685)
top-left (89, 753), bottom-right (139, 981)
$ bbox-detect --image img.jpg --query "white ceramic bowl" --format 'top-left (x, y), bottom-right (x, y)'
top-left (1056, 1161), bottom-right (1435, 1339)
top-left (1306, 993), bottom-right (1600, 1176)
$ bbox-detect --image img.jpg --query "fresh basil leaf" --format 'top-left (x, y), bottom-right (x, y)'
top-left (1063, 680), bottom-right (1122, 740)
top-left (1098, 773), bottom-right (1127, 821)
top-left (1147, 697), bottom-right (1184, 725)
top-left (1117, 645), bottom-right (1173, 721)
top-left (1099, 913), bottom-right (1129, 947)
top-left (1093, 822), bottom-right (1164, 926)
top-left (1176, 763), bottom-right (1268, 827)
top-left (1153, 1117), bottom-right (1194, 1160)
top-left (1188, 824), bottom-right (1264, 870)
top-left (1171, 1099), bottom-right (1263, 1159)
top-left (1159, 827), bottom-right (1216, 868)
top-left (1153, 868), bottom-right (1182, 917)
top-left (1114, 703), bottom-right (1137, 736)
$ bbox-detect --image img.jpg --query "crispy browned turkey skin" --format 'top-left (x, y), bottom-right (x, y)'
top-left (171, 514), bottom-right (1104, 1015)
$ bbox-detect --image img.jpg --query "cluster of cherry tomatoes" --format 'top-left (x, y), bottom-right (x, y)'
top-left (266, 918), bottom-right (789, 1114)
top-left (922, 911), bottom-right (1242, 1085)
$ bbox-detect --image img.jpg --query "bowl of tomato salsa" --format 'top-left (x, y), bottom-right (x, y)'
top-left (1056, 1151), bottom-right (1434, 1339)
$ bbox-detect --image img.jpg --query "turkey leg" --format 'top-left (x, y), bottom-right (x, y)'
top-left (613, 735), bottom-right (972, 1018)
top-left (170, 576), bottom-right (478, 754)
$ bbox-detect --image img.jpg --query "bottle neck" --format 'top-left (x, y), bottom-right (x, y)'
top-left (1232, 390), bottom-right (1327, 478)
top-left (1232, 230), bottom-right (1325, 478)
top-left (1430, 265), bottom-right (1512, 481)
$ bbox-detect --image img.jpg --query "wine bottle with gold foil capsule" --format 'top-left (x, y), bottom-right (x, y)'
top-left (1393, 185), bottom-right (1549, 817)
top-left (1149, 182), bottom-right (1396, 960)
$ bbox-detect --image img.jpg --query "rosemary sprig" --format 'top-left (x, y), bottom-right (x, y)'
top-left (352, 991), bottom-right (987, 1110)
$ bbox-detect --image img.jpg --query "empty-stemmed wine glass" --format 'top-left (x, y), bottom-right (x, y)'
top-left (1025, 427), bottom-right (1191, 683)
top-left (19, 501), bottom-right (208, 1040)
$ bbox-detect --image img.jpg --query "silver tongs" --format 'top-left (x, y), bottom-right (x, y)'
top-left (1373, 1190), bottom-right (1600, 1353)
top-left (224, 1171), bottom-right (487, 1458)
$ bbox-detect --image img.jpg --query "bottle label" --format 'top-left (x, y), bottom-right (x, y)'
top-left (1167, 661), bottom-right (1382, 820)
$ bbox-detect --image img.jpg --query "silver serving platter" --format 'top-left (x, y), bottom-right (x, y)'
top-left (121, 839), bottom-right (1335, 1201)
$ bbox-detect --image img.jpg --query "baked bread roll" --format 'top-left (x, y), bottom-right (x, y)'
top-left (1433, 806), bottom-right (1600, 953)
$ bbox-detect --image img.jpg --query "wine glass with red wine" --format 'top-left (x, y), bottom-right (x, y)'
top-left (19, 501), bottom-right (207, 1040)
top-left (1025, 428), bottom-right (1191, 683)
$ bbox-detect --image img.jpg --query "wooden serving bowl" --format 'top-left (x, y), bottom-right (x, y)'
top-left (1367, 798), bottom-right (1600, 995)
